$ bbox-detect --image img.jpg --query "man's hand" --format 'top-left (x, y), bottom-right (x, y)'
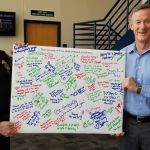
top-left (0, 121), bottom-right (18, 137)
top-left (15, 42), bottom-right (28, 47)
top-left (123, 77), bottom-right (138, 93)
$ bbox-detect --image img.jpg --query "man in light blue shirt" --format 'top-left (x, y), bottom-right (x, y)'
top-left (117, 4), bottom-right (150, 150)
top-left (124, 43), bottom-right (150, 116)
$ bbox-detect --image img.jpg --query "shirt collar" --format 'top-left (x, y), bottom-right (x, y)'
top-left (128, 42), bottom-right (150, 54)
top-left (128, 43), bottom-right (135, 54)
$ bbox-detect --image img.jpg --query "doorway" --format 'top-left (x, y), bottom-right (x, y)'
top-left (24, 20), bottom-right (61, 47)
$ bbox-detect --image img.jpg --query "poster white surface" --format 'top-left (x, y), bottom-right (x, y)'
top-left (10, 45), bottom-right (125, 134)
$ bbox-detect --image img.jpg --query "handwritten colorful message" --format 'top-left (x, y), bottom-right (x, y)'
top-left (10, 45), bottom-right (125, 134)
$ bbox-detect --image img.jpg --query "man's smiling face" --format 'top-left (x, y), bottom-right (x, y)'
top-left (129, 8), bottom-right (150, 44)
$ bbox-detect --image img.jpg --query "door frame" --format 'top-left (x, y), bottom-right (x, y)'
top-left (24, 20), bottom-right (61, 47)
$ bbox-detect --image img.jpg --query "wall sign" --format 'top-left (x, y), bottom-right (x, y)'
top-left (0, 11), bottom-right (16, 36)
top-left (31, 10), bottom-right (54, 17)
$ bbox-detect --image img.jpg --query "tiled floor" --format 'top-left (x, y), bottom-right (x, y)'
top-left (11, 134), bottom-right (119, 150)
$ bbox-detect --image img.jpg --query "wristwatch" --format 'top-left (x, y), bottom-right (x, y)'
top-left (136, 85), bottom-right (142, 94)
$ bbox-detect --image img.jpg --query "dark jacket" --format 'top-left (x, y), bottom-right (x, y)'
top-left (0, 50), bottom-right (12, 121)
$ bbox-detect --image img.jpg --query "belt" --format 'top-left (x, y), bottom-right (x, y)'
top-left (124, 111), bottom-right (150, 123)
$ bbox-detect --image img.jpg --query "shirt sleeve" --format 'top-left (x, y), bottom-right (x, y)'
top-left (141, 84), bottom-right (150, 98)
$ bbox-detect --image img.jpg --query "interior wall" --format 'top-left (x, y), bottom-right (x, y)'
top-left (0, 0), bottom-right (116, 52)
top-left (142, 0), bottom-right (147, 3)
top-left (23, 0), bottom-right (61, 21)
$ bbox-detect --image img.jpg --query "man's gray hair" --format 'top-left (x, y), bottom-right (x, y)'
top-left (129, 4), bottom-right (150, 22)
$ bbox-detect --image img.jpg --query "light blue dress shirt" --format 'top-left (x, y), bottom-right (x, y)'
top-left (122, 42), bottom-right (150, 116)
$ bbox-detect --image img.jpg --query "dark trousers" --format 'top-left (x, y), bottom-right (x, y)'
top-left (0, 135), bottom-right (10, 150)
top-left (118, 114), bottom-right (150, 150)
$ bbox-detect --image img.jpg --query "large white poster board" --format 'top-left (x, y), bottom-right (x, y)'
top-left (10, 45), bottom-right (126, 134)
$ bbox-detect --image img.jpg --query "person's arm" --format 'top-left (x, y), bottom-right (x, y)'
top-left (123, 77), bottom-right (138, 93)
top-left (0, 43), bottom-right (27, 137)
top-left (123, 77), bottom-right (150, 98)
top-left (140, 84), bottom-right (150, 98)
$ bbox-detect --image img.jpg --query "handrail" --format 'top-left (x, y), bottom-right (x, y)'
top-left (73, 0), bottom-right (147, 50)
top-left (96, 0), bottom-right (132, 47)
top-left (98, 0), bottom-right (141, 49)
